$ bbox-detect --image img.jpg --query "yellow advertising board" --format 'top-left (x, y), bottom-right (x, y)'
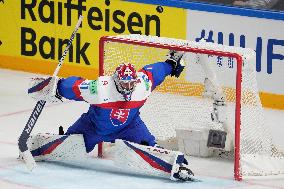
top-left (0, 0), bottom-right (186, 79)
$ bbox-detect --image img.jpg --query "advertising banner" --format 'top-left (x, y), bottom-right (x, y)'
top-left (0, 0), bottom-right (186, 78)
top-left (184, 9), bottom-right (284, 108)
top-left (186, 10), bottom-right (284, 95)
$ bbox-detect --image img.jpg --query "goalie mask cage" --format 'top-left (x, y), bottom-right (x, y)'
top-left (98, 34), bottom-right (284, 181)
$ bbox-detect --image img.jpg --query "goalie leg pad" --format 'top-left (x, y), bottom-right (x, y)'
top-left (25, 133), bottom-right (87, 162)
top-left (114, 139), bottom-right (194, 181)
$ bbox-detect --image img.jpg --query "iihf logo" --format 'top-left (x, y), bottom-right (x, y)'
top-left (110, 109), bottom-right (130, 126)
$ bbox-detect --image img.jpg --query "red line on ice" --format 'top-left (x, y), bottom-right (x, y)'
top-left (0, 140), bottom-right (16, 145)
top-left (0, 177), bottom-right (43, 189)
top-left (0, 102), bottom-right (71, 118)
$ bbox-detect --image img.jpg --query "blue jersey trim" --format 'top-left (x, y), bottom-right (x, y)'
top-left (126, 0), bottom-right (284, 21)
top-left (142, 62), bottom-right (172, 90)
top-left (58, 76), bottom-right (83, 100)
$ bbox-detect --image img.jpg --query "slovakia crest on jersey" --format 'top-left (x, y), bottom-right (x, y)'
top-left (110, 109), bottom-right (130, 126)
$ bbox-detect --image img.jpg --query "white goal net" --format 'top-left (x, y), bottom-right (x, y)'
top-left (98, 34), bottom-right (284, 180)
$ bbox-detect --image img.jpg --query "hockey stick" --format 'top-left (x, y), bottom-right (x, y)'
top-left (18, 15), bottom-right (83, 171)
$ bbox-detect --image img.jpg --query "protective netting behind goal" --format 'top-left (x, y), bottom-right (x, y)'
top-left (99, 34), bottom-right (284, 180)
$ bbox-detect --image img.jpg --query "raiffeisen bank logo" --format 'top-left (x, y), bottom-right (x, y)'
top-left (20, 0), bottom-right (162, 65)
top-left (21, 0), bottom-right (161, 35)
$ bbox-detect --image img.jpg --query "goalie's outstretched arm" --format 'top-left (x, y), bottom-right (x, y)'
top-left (28, 75), bottom-right (103, 105)
top-left (140, 50), bottom-right (185, 91)
top-left (57, 76), bottom-right (86, 101)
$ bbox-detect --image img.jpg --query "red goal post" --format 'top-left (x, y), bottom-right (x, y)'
top-left (97, 34), bottom-right (284, 181)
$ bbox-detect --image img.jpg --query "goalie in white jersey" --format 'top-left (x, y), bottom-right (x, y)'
top-left (27, 50), bottom-right (196, 182)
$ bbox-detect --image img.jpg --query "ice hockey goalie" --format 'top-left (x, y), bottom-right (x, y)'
top-left (24, 50), bottom-right (197, 182)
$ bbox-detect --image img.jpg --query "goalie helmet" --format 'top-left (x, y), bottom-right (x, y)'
top-left (113, 63), bottom-right (137, 96)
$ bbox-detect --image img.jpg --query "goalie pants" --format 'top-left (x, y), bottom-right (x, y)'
top-left (65, 113), bottom-right (156, 152)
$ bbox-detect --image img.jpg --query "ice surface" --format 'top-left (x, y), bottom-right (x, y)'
top-left (0, 69), bottom-right (283, 189)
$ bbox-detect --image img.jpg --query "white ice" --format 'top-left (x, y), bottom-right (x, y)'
top-left (0, 69), bottom-right (284, 189)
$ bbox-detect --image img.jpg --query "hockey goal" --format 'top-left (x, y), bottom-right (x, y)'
top-left (98, 34), bottom-right (284, 181)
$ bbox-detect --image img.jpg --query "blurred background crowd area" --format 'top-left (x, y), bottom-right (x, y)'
top-left (183, 0), bottom-right (284, 11)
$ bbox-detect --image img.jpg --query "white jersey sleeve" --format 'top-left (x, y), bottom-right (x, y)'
top-left (78, 75), bottom-right (152, 106)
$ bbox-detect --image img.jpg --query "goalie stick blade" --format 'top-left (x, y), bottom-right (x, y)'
top-left (20, 150), bottom-right (37, 171)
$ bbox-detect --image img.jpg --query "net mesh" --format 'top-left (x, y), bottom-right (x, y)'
top-left (100, 34), bottom-right (284, 178)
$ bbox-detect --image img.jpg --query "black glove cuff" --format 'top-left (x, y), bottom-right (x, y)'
top-left (165, 59), bottom-right (184, 78)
